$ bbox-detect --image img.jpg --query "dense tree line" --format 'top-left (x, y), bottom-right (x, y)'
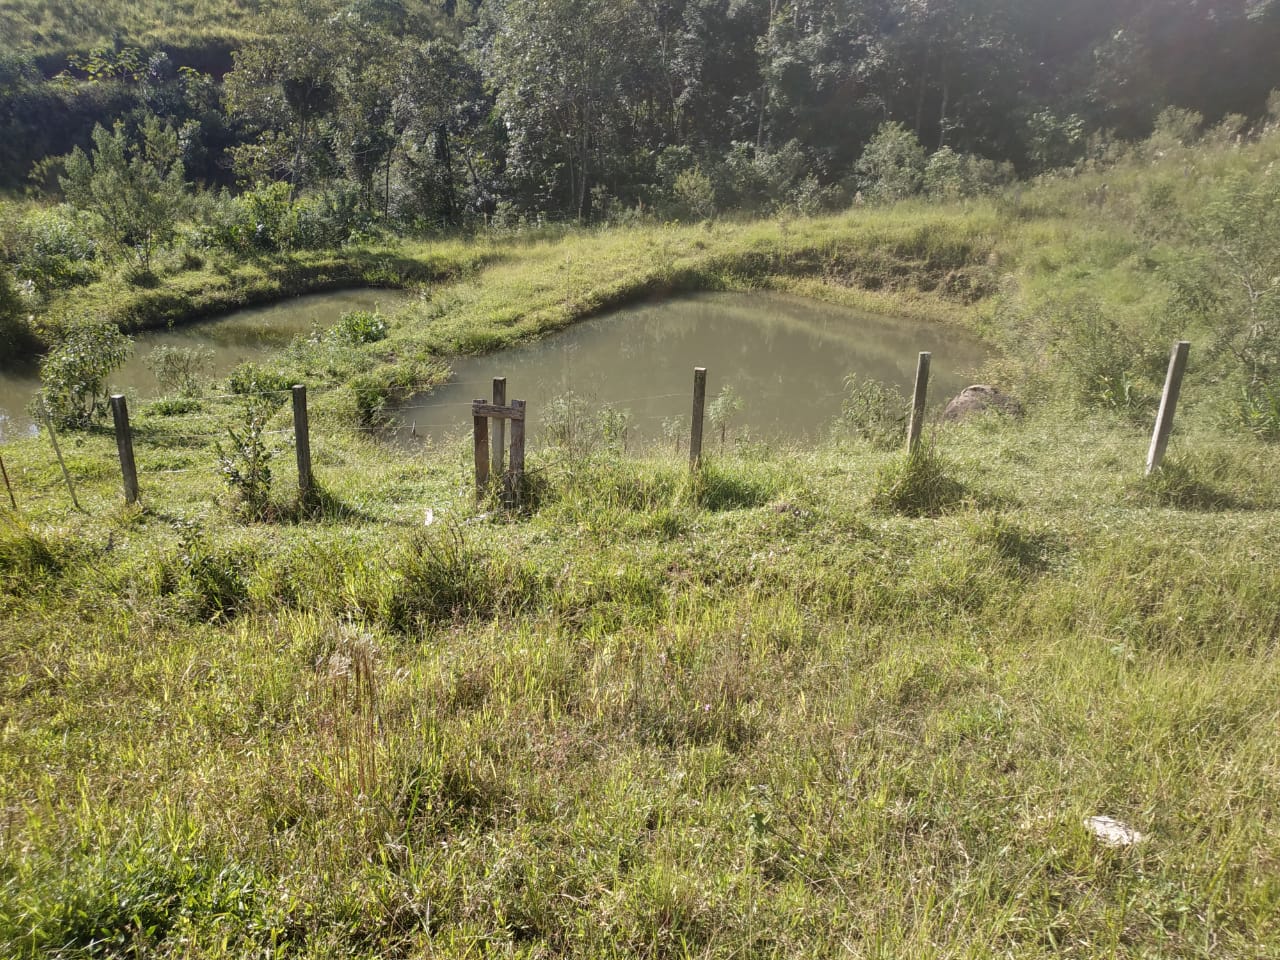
top-left (2, 0), bottom-right (1280, 225)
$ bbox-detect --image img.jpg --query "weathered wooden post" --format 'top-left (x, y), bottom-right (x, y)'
top-left (292, 384), bottom-right (315, 503)
top-left (41, 405), bottom-right (81, 512)
top-left (0, 453), bottom-right (15, 510)
top-left (509, 399), bottom-right (527, 505)
top-left (1146, 340), bottom-right (1191, 475)
top-left (906, 351), bottom-right (931, 453)
top-left (473, 399), bottom-right (490, 500)
top-left (690, 367), bottom-right (707, 468)
top-left (491, 377), bottom-right (507, 481)
top-left (109, 394), bottom-right (139, 505)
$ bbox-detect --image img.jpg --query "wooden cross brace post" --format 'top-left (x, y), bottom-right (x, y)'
top-left (473, 392), bottom-right (526, 505)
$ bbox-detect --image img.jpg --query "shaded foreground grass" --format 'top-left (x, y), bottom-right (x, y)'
top-left (1, 399), bottom-right (1278, 957)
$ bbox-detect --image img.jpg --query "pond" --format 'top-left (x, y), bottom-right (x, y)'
top-left (388, 291), bottom-right (990, 450)
top-left (0, 289), bottom-right (407, 441)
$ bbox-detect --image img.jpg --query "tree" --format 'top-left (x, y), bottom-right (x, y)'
top-left (223, 0), bottom-right (343, 190)
top-left (60, 117), bottom-right (188, 275)
top-left (484, 0), bottom-right (642, 220)
top-left (855, 121), bottom-right (925, 201)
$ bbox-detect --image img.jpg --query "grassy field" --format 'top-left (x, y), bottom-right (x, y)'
top-left (2, 132), bottom-right (1280, 957)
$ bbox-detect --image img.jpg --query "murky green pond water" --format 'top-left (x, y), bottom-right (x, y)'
top-left (389, 291), bottom-right (989, 449)
top-left (0, 289), bottom-right (406, 440)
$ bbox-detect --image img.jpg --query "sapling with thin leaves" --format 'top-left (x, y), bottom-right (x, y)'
top-left (708, 384), bottom-right (743, 450)
top-left (215, 399), bottom-right (275, 520)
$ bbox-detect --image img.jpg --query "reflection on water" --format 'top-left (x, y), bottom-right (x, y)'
top-left (0, 289), bottom-right (406, 440)
top-left (388, 291), bottom-right (990, 449)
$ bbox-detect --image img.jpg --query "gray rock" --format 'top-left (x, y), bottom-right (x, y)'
top-left (942, 385), bottom-right (1023, 422)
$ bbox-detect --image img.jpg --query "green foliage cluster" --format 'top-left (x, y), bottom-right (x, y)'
top-left (837, 374), bottom-right (907, 448)
top-left (9, 205), bottom-right (99, 297)
top-left (0, 267), bottom-right (30, 357)
top-left (37, 321), bottom-right (132, 426)
top-left (192, 181), bottom-right (372, 254)
top-left (325, 309), bottom-right (387, 345)
top-left (59, 116), bottom-right (189, 276)
top-left (215, 400), bottom-right (276, 520)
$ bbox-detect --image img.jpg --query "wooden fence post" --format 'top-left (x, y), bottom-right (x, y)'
top-left (509, 399), bottom-right (526, 505)
top-left (0, 453), bottom-right (15, 510)
top-left (690, 367), bottom-right (707, 468)
top-left (473, 399), bottom-right (490, 500)
top-left (906, 351), bottom-right (931, 453)
top-left (41, 405), bottom-right (81, 512)
top-left (491, 377), bottom-right (507, 481)
top-left (109, 394), bottom-right (139, 505)
top-left (292, 384), bottom-right (315, 503)
top-left (1146, 340), bottom-right (1191, 475)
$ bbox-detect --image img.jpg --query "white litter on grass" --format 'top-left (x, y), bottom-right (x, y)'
top-left (423, 508), bottom-right (435, 526)
top-left (1084, 815), bottom-right (1146, 847)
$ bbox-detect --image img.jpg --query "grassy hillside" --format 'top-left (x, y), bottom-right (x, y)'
top-left (0, 0), bottom-right (459, 60)
top-left (2, 127), bottom-right (1279, 957)
top-left (0, 0), bottom-right (262, 60)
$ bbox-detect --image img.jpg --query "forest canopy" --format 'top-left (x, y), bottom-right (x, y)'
top-left (1, 0), bottom-right (1279, 226)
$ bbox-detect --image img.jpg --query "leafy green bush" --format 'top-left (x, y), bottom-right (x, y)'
top-left (227, 361), bottom-right (291, 397)
top-left (0, 268), bottom-right (32, 359)
top-left (326, 309), bottom-right (387, 345)
top-left (856, 122), bottom-right (926, 202)
top-left (37, 321), bottom-right (132, 427)
top-left (672, 167), bottom-right (716, 221)
top-left (1048, 298), bottom-right (1165, 414)
top-left (716, 140), bottom-right (815, 213)
top-left (194, 181), bottom-right (372, 253)
top-left (12, 205), bottom-right (98, 295)
top-left (923, 147), bottom-right (1011, 200)
top-left (215, 401), bottom-right (275, 521)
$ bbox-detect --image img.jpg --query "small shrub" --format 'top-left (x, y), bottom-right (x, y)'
top-left (708, 384), bottom-right (743, 450)
top-left (145, 344), bottom-right (212, 397)
top-left (923, 148), bottom-right (1011, 200)
top-left (837, 374), bottom-right (906, 448)
top-left (856, 122), bottom-right (926, 202)
top-left (148, 397), bottom-right (202, 416)
top-left (1147, 106), bottom-right (1203, 150)
top-left (168, 520), bottom-right (251, 619)
top-left (12, 205), bottom-right (99, 295)
top-left (37, 321), bottom-right (132, 427)
top-left (326, 309), bottom-right (388, 345)
top-left (1229, 380), bottom-right (1280, 440)
top-left (871, 444), bottom-right (966, 516)
top-left (215, 401), bottom-right (275, 521)
top-left (0, 269), bottom-right (34, 359)
top-left (1049, 299), bottom-right (1165, 414)
top-left (227, 361), bottom-right (291, 397)
top-left (672, 167), bottom-right (716, 220)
